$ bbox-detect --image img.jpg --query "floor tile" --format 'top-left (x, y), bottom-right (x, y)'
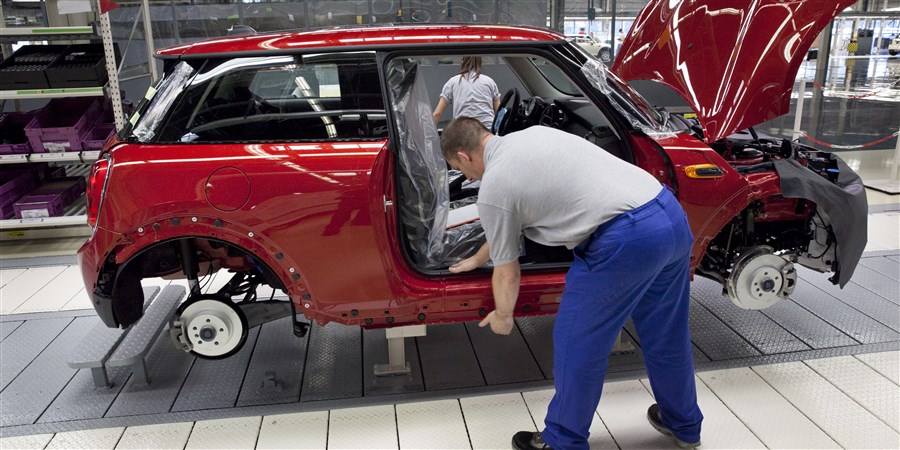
top-left (855, 350), bottom-right (900, 384)
top-left (594, 379), bottom-right (675, 449)
top-left (60, 287), bottom-right (92, 311)
top-left (643, 377), bottom-right (765, 449)
top-left (461, 393), bottom-right (535, 450)
top-left (753, 362), bottom-right (899, 449)
top-left (522, 389), bottom-right (616, 449)
top-left (0, 266), bottom-right (66, 314)
top-left (0, 433), bottom-right (54, 449)
top-left (45, 427), bottom-right (124, 450)
top-left (0, 268), bottom-right (26, 288)
top-left (868, 213), bottom-right (900, 250)
top-left (13, 265), bottom-right (84, 313)
top-left (805, 356), bottom-right (899, 433)
top-left (396, 399), bottom-right (469, 450)
top-left (184, 416), bottom-right (261, 449)
top-left (698, 367), bottom-right (839, 448)
top-left (256, 411), bottom-right (328, 449)
top-left (328, 405), bottom-right (397, 450)
top-left (115, 422), bottom-right (194, 449)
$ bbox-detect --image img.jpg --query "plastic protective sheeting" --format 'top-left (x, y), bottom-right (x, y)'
top-left (131, 62), bottom-right (197, 142)
top-left (387, 58), bottom-right (485, 269)
top-left (774, 154), bottom-right (867, 287)
top-left (581, 59), bottom-right (677, 139)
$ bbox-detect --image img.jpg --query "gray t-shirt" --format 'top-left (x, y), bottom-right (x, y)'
top-left (477, 126), bottom-right (663, 265)
top-left (440, 72), bottom-right (501, 129)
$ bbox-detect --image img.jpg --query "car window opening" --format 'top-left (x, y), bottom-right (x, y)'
top-left (389, 53), bottom-right (646, 273)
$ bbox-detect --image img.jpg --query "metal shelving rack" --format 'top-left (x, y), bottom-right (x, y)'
top-left (1, 16), bottom-right (123, 234)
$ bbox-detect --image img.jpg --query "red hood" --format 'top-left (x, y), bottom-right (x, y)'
top-left (612, 0), bottom-right (855, 143)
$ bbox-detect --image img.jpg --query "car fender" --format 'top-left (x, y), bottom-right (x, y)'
top-left (648, 134), bottom-right (787, 268)
top-left (111, 217), bottom-right (316, 315)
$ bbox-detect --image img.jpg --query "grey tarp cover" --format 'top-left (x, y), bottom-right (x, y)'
top-left (387, 58), bottom-right (485, 269)
top-left (774, 155), bottom-right (867, 287)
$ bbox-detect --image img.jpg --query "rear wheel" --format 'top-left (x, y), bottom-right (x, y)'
top-left (174, 295), bottom-right (248, 359)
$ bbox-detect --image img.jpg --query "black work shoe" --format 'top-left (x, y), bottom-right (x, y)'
top-left (512, 431), bottom-right (553, 450)
top-left (647, 404), bottom-right (701, 449)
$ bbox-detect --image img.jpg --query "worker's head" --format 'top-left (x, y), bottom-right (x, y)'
top-left (441, 117), bottom-right (491, 181)
top-left (459, 56), bottom-right (483, 79)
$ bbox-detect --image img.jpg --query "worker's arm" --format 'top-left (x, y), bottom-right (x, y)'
top-left (449, 242), bottom-right (490, 273)
top-left (493, 97), bottom-right (501, 115)
top-left (479, 259), bottom-right (520, 335)
top-left (433, 97), bottom-right (449, 126)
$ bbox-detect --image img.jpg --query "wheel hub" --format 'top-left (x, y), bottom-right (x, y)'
top-left (174, 297), bottom-right (247, 358)
top-left (727, 246), bottom-right (797, 310)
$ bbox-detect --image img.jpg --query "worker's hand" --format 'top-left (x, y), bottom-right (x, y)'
top-left (449, 256), bottom-right (482, 273)
top-left (479, 310), bottom-right (514, 335)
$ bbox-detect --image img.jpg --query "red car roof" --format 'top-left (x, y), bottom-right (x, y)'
top-left (157, 25), bottom-right (564, 58)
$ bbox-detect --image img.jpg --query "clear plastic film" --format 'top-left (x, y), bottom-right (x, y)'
top-left (386, 58), bottom-right (485, 269)
top-left (131, 62), bottom-right (197, 142)
top-left (580, 59), bottom-right (678, 139)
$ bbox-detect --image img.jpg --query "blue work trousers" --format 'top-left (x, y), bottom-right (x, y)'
top-left (542, 188), bottom-right (703, 449)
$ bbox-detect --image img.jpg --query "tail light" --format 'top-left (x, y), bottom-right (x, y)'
top-left (87, 157), bottom-right (110, 229)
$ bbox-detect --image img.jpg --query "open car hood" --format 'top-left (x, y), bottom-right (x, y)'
top-left (613, 0), bottom-right (856, 143)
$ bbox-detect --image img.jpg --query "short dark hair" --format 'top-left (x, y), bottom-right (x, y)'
top-left (440, 117), bottom-right (490, 161)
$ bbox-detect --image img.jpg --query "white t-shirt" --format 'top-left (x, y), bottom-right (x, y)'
top-left (440, 72), bottom-right (501, 129)
top-left (477, 126), bottom-right (663, 265)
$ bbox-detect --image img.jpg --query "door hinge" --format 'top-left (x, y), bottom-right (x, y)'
top-left (383, 196), bottom-right (394, 213)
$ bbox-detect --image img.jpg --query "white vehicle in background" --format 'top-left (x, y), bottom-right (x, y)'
top-left (889, 35), bottom-right (900, 56)
top-left (565, 34), bottom-right (612, 62)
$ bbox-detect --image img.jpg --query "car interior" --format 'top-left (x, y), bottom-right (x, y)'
top-left (388, 53), bottom-right (635, 273)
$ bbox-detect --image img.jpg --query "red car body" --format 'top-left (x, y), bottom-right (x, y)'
top-left (78, 0), bottom-right (866, 358)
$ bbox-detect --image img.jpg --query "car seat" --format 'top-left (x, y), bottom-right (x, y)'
top-left (386, 58), bottom-right (485, 269)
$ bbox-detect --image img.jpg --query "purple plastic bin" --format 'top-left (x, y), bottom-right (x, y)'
top-left (14, 193), bottom-right (65, 219)
top-left (0, 112), bottom-right (37, 154)
top-left (81, 123), bottom-right (116, 151)
top-left (25, 97), bottom-right (101, 153)
top-left (28, 177), bottom-right (86, 204)
top-left (0, 200), bottom-right (16, 219)
top-left (0, 168), bottom-right (41, 205)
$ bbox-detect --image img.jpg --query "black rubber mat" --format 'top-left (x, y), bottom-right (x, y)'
top-left (0, 253), bottom-right (898, 437)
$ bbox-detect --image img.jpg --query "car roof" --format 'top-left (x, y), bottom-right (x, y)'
top-left (157, 24), bottom-right (565, 59)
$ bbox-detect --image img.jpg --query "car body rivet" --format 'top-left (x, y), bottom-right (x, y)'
top-left (191, 217), bottom-right (198, 222)
top-left (137, 227), bottom-right (144, 233)
top-left (214, 219), bottom-right (223, 228)
top-left (153, 223), bottom-right (160, 231)
top-left (275, 252), bottom-right (283, 260)
top-left (386, 317), bottom-right (394, 324)
top-left (365, 318), bottom-right (373, 325)
top-left (172, 218), bottom-right (180, 225)
top-left (351, 309), bottom-right (359, 316)
top-left (292, 273), bottom-right (300, 281)
top-left (289, 267), bottom-right (295, 273)
top-left (303, 293), bottom-right (311, 300)
top-left (418, 313), bottom-right (426, 321)
top-left (304, 303), bottom-right (310, 308)
top-left (248, 232), bottom-right (254, 238)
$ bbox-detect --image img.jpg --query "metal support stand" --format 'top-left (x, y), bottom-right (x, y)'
top-left (611, 329), bottom-right (635, 353)
top-left (374, 325), bottom-right (426, 376)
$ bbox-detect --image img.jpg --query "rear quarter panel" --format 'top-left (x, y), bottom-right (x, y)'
top-left (100, 140), bottom-right (441, 322)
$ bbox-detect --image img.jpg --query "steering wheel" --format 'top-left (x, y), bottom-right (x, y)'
top-left (493, 87), bottom-right (519, 135)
